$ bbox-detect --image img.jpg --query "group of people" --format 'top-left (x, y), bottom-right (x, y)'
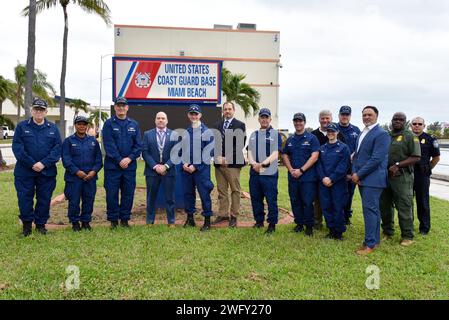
top-left (12, 97), bottom-right (440, 256)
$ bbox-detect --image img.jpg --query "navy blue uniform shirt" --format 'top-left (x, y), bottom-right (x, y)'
top-left (102, 116), bottom-right (142, 171)
top-left (283, 131), bottom-right (320, 182)
top-left (248, 127), bottom-right (283, 176)
top-left (317, 141), bottom-right (351, 183)
top-left (62, 134), bottom-right (103, 181)
top-left (12, 118), bottom-right (62, 177)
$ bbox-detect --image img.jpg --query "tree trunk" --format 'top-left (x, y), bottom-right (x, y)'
top-left (24, 0), bottom-right (36, 118)
top-left (59, 5), bottom-right (69, 139)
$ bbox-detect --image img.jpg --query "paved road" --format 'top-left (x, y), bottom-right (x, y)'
top-left (3, 145), bottom-right (449, 201)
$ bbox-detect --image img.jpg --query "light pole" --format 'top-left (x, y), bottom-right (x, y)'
top-left (99, 53), bottom-right (114, 130)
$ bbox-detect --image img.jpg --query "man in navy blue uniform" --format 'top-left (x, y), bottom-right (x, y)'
top-left (282, 112), bottom-right (320, 236)
top-left (62, 116), bottom-right (103, 231)
top-left (142, 112), bottom-right (178, 227)
top-left (181, 104), bottom-right (215, 232)
top-left (248, 108), bottom-right (283, 234)
top-left (12, 98), bottom-right (62, 236)
top-left (317, 123), bottom-right (351, 240)
top-left (102, 97), bottom-right (142, 228)
top-left (337, 106), bottom-right (361, 225)
top-left (411, 117), bottom-right (440, 235)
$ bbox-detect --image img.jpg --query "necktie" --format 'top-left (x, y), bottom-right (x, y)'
top-left (223, 120), bottom-right (230, 130)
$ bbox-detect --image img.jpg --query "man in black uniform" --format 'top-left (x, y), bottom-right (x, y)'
top-left (410, 117), bottom-right (440, 235)
top-left (311, 110), bottom-right (346, 229)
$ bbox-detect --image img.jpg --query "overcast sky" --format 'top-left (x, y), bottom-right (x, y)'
top-left (1, 0), bottom-right (449, 130)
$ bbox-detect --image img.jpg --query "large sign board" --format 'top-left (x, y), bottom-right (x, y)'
top-left (113, 57), bottom-right (222, 104)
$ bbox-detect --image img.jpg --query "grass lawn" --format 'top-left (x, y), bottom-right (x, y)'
top-left (0, 161), bottom-right (448, 299)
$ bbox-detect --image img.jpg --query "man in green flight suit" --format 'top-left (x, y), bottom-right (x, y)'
top-left (381, 112), bottom-right (421, 247)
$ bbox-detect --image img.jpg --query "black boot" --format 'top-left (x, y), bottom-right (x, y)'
top-left (333, 232), bottom-right (343, 241)
top-left (229, 216), bottom-right (237, 228)
top-left (35, 224), bottom-right (47, 235)
top-left (253, 221), bottom-right (264, 228)
top-left (265, 223), bottom-right (276, 234)
top-left (120, 220), bottom-right (130, 228)
top-left (72, 221), bottom-right (81, 232)
top-left (183, 214), bottom-right (196, 228)
top-left (200, 217), bottom-right (211, 232)
top-left (305, 226), bottom-right (313, 237)
top-left (81, 222), bottom-right (92, 231)
top-left (325, 228), bottom-right (335, 239)
top-left (110, 221), bottom-right (119, 229)
top-left (22, 222), bottom-right (32, 237)
top-left (293, 224), bottom-right (304, 233)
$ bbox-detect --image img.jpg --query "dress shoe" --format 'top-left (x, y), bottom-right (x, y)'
top-left (265, 224), bottom-right (276, 234)
top-left (400, 239), bottom-right (414, 247)
top-left (120, 220), bottom-right (130, 228)
top-left (72, 222), bottom-right (81, 232)
top-left (110, 221), bottom-right (119, 229)
top-left (81, 222), bottom-right (92, 231)
top-left (184, 215), bottom-right (196, 228)
top-left (419, 230), bottom-right (429, 236)
top-left (229, 216), bottom-right (237, 228)
top-left (305, 226), bottom-right (313, 237)
top-left (293, 224), bottom-right (304, 233)
top-left (200, 217), bottom-right (211, 232)
top-left (35, 224), bottom-right (47, 235)
top-left (212, 216), bottom-right (229, 225)
top-left (22, 222), bottom-right (32, 237)
top-left (253, 221), bottom-right (264, 228)
top-left (356, 246), bottom-right (375, 255)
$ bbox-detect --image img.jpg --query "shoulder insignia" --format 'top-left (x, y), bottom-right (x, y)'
top-left (433, 140), bottom-right (439, 148)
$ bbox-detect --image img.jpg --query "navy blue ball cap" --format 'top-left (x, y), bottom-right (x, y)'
top-left (32, 98), bottom-right (48, 109)
top-left (293, 112), bottom-right (306, 121)
top-left (74, 115), bottom-right (89, 124)
top-left (339, 105), bottom-right (352, 114)
top-left (187, 104), bottom-right (201, 114)
top-left (115, 96), bottom-right (128, 105)
top-left (258, 108), bottom-right (271, 117)
top-left (325, 122), bottom-right (339, 132)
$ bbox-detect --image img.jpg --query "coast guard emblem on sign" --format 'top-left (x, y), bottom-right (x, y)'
top-left (134, 72), bottom-right (151, 88)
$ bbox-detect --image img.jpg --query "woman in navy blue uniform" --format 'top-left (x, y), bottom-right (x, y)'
top-left (317, 123), bottom-right (351, 240)
top-left (62, 116), bottom-right (103, 231)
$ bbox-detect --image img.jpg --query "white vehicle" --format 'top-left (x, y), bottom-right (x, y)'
top-left (2, 126), bottom-right (14, 139)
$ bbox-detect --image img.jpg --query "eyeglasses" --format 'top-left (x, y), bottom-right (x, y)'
top-left (32, 108), bottom-right (46, 113)
top-left (412, 123), bottom-right (423, 126)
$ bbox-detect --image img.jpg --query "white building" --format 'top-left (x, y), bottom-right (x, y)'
top-left (114, 23), bottom-right (281, 132)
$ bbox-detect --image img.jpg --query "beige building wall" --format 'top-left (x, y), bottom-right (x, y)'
top-left (114, 25), bottom-right (280, 133)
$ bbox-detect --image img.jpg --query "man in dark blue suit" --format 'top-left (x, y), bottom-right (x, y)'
top-left (351, 106), bottom-right (390, 255)
top-left (142, 112), bottom-right (178, 226)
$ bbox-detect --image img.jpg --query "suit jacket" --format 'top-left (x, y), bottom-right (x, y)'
top-left (213, 118), bottom-right (246, 168)
top-left (142, 128), bottom-right (178, 177)
top-left (352, 124), bottom-right (390, 188)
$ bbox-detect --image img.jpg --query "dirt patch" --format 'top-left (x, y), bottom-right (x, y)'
top-left (48, 187), bottom-right (293, 227)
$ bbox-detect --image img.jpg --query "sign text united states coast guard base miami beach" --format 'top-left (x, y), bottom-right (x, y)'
top-left (114, 58), bottom-right (222, 104)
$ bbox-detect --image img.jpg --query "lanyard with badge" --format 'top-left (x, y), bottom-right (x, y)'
top-left (157, 130), bottom-right (166, 163)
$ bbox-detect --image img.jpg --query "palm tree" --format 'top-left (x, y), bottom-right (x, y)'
top-left (221, 67), bottom-right (261, 117)
top-left (69, 98), bottom-right (89, 118)
top-left (13, 63), bottom-right (56, 124)
top-left (88, 108), bottom-right (108, 133)
top-left (24, 0), bottom-right (37, 117)
top-left (23, 0), bottom-right (112, 139)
